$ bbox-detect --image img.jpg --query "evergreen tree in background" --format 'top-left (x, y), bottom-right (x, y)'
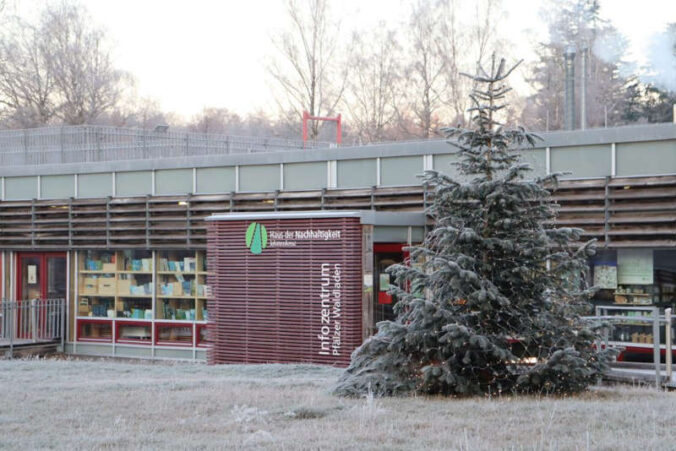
top-left (522, 0), bottom-right (632, 130)
top-left (334, 56), bottom-right (615, 397)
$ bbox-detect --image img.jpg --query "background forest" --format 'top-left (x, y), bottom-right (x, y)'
top-left (0, 0), bottom-right (673, 143)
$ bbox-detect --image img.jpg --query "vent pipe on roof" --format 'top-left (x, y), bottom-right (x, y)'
top-left (580, 46), bottom-right (587, 130)
top-left (564, 45), bottom-right (576, 131)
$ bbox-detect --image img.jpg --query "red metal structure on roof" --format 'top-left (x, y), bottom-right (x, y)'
top-left (302, 111), bottom-right (342, 147)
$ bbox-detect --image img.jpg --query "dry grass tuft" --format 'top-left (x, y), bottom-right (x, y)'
top-left (1, 357), bottom-right (675, 450)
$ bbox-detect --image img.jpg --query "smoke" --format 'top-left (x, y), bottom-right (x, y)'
top-left (644, 25), bottom-right (676, 92)
top-left (591, 29), bottom-right (636, 79)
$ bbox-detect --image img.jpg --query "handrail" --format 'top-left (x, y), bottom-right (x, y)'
top-left (0, 125), bottom-right (335, 166)
top-left (0, 298), bottom-right (66, 358)
top-left (584, 305), bottom-right (674, 389)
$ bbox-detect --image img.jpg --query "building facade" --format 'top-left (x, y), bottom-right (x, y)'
top-left (0, 123), bottom-right (675, 361)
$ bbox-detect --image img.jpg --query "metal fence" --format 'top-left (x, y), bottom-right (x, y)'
top-left (0, 299), bottom-right (66, 358)
top-left (0, 125), bottom-right (335, 166)
top-left (587, 305), bottom-right (674, 388)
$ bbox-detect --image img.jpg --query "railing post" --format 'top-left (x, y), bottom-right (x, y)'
top-left (653, 306), bottom-right (661, 389)
top-left (60, 298), bottom-right (65, 353)
top-left (31, 298), bottom-right (38, 343)
top-left (9, 302), bottom-right (14, 359)
top-left (666, 308), bottom-right (672, 383)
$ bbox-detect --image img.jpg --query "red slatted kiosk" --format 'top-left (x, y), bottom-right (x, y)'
top-left (206, 211), bottom-right (369, 366)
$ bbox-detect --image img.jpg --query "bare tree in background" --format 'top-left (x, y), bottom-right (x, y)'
top-left (268, 0), bottom-right (346, 141)
top-left (189, 107), bottom-right (243, 134)
top-left (401, 0), bottom-right (503, 138)
top-left (0, 19), bottom-right (56, 127)
top-left (342, 25), bottom-right (403, 143)
top-left (440, 0), bottom-right (502, 126)
top-left (403, 0), bottom-right (448, 138)
top-left (0, 1), bottom-right (130, 128)
top-left (42, 3), bottom-right (129, 125)
top-left (99, 96), bottom-right (171, 129)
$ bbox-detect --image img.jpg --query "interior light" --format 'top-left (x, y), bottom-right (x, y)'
top-left (178, 201), bottom-right (188, 206)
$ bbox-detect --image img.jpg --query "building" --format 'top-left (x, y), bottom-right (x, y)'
top-left (0, 122), bottom-right (675, 362)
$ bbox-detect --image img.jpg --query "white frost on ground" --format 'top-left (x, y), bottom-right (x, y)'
top-left (1, 357), bottom-right (676, 450)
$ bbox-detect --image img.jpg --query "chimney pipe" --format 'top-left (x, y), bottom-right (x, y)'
top-left (580, 46), bottom-right (587, 130)
top-left (564, 45), bottom-right (576, 131)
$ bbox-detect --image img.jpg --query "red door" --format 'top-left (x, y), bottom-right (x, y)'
top-left (374, 243), bottom-right (410, 325)
top-left (15, 253), bottom-right (66, 339)
top-left (17, 252), bottom-right (67, 300)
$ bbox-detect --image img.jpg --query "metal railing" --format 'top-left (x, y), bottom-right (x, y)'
top-left (587, 305), bottom-right (674, 388)
top-left (0, 125), bottom-right (335, 166)
top-left (0, 298), bottom-right (66, 358)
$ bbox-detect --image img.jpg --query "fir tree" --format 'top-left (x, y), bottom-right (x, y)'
top-left (334, 56), bottom-right (615, 397)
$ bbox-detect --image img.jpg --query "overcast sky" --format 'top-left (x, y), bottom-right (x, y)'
top-left (18, 0), bottom-right (675, 118)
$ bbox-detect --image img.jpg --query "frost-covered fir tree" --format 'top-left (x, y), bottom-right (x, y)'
top-left (334, 56), bottom-right (615, 397)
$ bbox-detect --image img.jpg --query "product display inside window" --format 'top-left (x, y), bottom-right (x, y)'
top-left (197, 324), bottom-right (210, 347)
top-left (74, 249), bottom-right (210, 348)
top-left (117, 322), bottom-right (152, 343)
top-left (78, 320), bottom-right (113, 342)
top-left (117, 249), bottom-right (153, 318)
top-left (156, 323), bottom-right (194, 346)
top-left (78, 250), bottom-right (117, 317)
top-left (156, 250), bottom-right (209, 320)
top-left (590, 249), bottom-right (676, 361)
top-left (590, 249), bottom-right (676, 309)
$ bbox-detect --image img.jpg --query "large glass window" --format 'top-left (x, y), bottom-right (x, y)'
top-left (118, 250), bottom-right (153, 319)
top-left (589, 249), bottom-right (676, 308)
top-left (75, 250), bottom-right (209, 347)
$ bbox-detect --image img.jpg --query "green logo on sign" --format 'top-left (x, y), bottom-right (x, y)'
top-left (245, 222), bottom-right (268, 254)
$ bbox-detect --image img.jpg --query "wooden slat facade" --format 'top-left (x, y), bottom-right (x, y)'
top-left (0, 175), bottom-right (674, 250)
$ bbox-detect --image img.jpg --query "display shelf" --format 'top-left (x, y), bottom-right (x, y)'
top-left (77, 319), bottom-right (113, 342)
top-left (155, 322), bottom-right (194, 347)
top-left (613, 302), bottom-right (652, 307)
top-left (607, 341), bottom-right (674, 350)
top-left (196, 323), bottom-right (210, 347)
top-left (76, 296), bottom-right (114, 318)
top-left (75, 249), bottom-right (209, 347)
top-left (116, 321), bottom-right (152, 344)
top-left (155, 250), bottom-right (209, 321)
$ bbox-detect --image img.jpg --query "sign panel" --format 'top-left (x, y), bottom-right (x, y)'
top-left (594, 265), bottom-right (617, 289)
top-left (28, 265), bottom-right (37, 284)
top-left (207, 216), bottom-right (363, 366)
top-left (617, 249), bottom-right (653, 285)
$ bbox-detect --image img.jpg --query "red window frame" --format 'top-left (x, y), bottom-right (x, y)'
top-left (154, 322), bottom-right (194, 347)
top-left (77, 319), bottom-right (113, 343)
top-left (115, 320), bottom-right (152, 345)
top-left (196, 324), bottom-right (210, 348)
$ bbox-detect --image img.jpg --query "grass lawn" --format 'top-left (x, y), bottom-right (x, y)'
top-left (1, 358), bottom-right (675, 450)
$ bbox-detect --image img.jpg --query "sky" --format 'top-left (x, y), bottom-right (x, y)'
top-left (15, 0), bottom-right (676, 119)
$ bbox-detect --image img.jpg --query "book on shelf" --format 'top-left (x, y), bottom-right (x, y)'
top-left (184, 257), bottom-right (196, 272)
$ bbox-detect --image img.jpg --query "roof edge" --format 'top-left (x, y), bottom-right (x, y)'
top-left (206, 210), bottom-right (427, 226)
